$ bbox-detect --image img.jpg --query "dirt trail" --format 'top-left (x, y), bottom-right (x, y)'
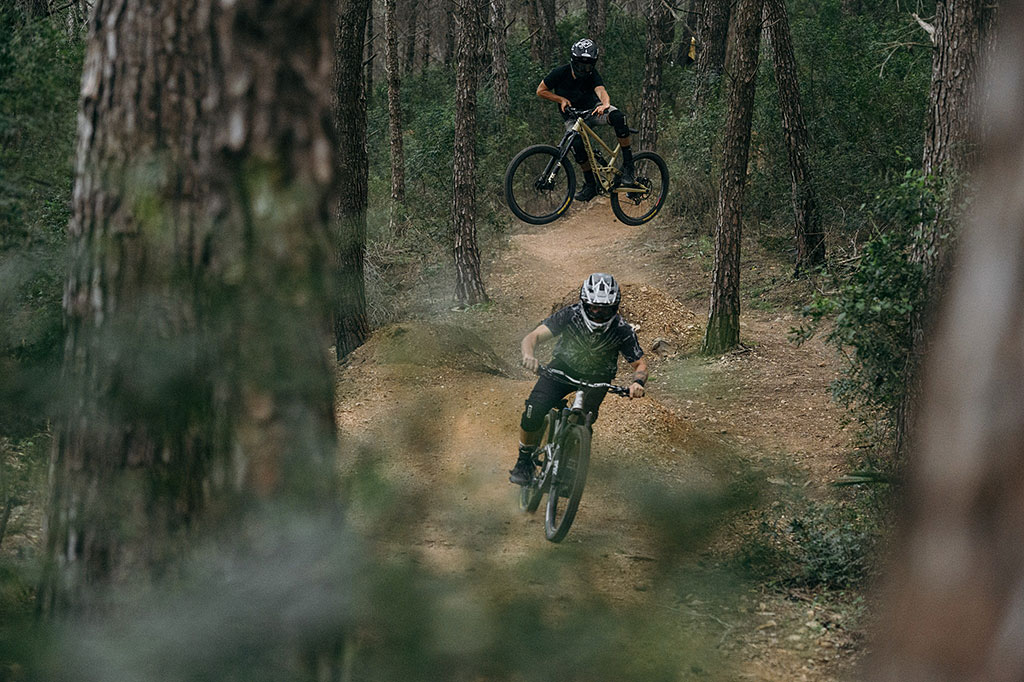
top-left (336, 198), bottom-right (860, 680)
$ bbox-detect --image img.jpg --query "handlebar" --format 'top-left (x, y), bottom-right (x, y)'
top-left (538, 364), bottom-right (631, 397)
top-left (562, 105), bottom-right (596, 121)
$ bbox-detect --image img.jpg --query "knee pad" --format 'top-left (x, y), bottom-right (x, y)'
top-left (609, 110), bottom-right (629, 139)
top-left (520, 399), bottom-right (548, 433)
top-left (570, 136), bottom-right (588, 164)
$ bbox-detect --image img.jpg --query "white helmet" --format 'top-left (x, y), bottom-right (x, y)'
top-left (579, 273), bottom-right (621, 331)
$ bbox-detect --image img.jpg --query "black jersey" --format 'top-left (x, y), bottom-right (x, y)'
top-left (542, 64), bottom-right (605, 111)
top-left (543, 303), bottom-right (644, 381)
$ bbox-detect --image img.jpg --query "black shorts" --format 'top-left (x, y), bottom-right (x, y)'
top-left (520, 361), bottom-right (610, 432)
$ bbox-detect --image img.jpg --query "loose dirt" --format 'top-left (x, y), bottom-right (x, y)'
top-left (335, 198), bottom-right (864, 681)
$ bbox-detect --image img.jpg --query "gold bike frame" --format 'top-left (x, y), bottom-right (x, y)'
top-left (570, 117), bottom-right (638, 194)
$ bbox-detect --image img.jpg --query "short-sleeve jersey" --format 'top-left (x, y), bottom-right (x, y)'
top-left (542, 64), bottom-right (605, 111)
top-left (543, 303), bottom-right (644, 381)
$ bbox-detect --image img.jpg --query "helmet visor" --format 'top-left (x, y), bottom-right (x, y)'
top-left (584, 303), bottom-right (617, 323)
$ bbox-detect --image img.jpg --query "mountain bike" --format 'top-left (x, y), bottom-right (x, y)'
top-left (519, 365), bottom-right (631, 543)
top-left (504, 106), bottom-right (670, 227)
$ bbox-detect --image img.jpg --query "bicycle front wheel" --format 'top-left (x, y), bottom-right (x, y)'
top-left (610, 151), bottom-right (669, 226)
top-left (544, 425), bottom-right (592, 543)
top-left (505, 145), bottom-right (576, 225)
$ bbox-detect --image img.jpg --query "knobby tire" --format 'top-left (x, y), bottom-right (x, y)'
top-left (504, 144), bottom-right (576, 225)
top-left (544, 425), bottom-right (592, 543)
top-left (610, 151), bottom-right (669, 226)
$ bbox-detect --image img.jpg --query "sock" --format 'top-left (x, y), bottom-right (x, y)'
top-left (583, 170), bottom-right (597, 187)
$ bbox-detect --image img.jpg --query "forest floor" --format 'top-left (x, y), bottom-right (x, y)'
top-left (335, 198), bottom-right (875, 680)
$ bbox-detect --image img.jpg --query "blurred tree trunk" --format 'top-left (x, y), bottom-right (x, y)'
top-left (895, 0), bottom-right (988, 460)
top-left (701, 0), bottom-right (762, 355)
top-left (640, 0), bottom-right (675, 152)
top-left (405, 0), bottom-right (419, 73)
top-left (421, 0), bottom-right (432, 69)
top-left (444, 0), bottom-right (456, 65)
top-left (538, 0), bottom-right (557, 64)
top-left (586, 0), bottom-right (607, 41)
top-left (365, 2), bottom-right (375, 98)
top-left (385, 0), bottom-right (406, 227)
top-left (335, 0), bottom-right (372, 360)
top-left (866, 10), bottom-right (1024, 681)
top-left (692, 0), bottom-right (730, 112)
top-left (764, 0), bottom-right (824, 275)
top-left (40, 0), bottom-right (339, 613)
top-left (452, 0), bottom-right (488, 305)
top-left (491, 0), bottom-right (510, 117)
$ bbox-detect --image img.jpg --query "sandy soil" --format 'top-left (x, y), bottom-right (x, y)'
top-left (335, 197), bottom-right (865, 681)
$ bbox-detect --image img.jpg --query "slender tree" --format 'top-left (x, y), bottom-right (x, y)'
top-left (366, 1), bottom-right (375, 99)
top-left (452, 0), bottom-right (488, 305)
top-left (41, 0), bottom-right (339, 612)
top-left (866, 10), bottom-right (1024, 680)
top-left (692, 0), bottom-right (730, 112)
top-left (896, 0), bottom-right (989, 458)
top-left (538, 0), bottom-right (558, 63)
top-left (701, 0), bottom-right (762, 354)
top-left (490, 0), bottom-right (510, 117)
top-left (421, 0), bottom-right (433, 69)
top-left (335, 0), bottom-right (372, 360)
top-left (764, 0), bottom-right (824, 275)
top-left (385, 0), bottom-right (406, 227)
top-left (640, 0), bottom-right (675, 152)
top-left (676, 0), bottom-right (699, 66)
top-left (444, 0), bottom-right (456, 65)
top-left (405, 0), bottom-right (419, 73)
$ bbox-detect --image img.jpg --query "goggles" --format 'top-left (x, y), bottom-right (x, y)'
top-left (584, 303), bottom-right (617, 323)
top-left (572, 59), bottom-right (596, 75)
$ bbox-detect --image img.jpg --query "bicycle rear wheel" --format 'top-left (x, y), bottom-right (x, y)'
top-left (610, 151), bottom-right (669, 226)
top-left (505, 144), bottom-right (576, 225)
top-left (519, 411), bottom-right (556, 513)
top-left (544, 425), bottom-right (592, 543)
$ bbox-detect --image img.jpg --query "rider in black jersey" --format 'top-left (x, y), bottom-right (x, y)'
top-left (510, 273), bottom-right (648, 485)
top-left (536, 38), bottom-right (638, 203)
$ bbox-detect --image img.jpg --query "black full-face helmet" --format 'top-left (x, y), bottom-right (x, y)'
top-left (570, 38), bottom-right (599, 76)
top-left (579, 272), bottom-right (620, 331)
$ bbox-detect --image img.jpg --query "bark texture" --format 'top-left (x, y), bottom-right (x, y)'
top-left (335, 0), bottom-right (372, 360)
top-left (490, 0), bottom-right (510, 117)
top-left (385, 0), bottom-right (406, 224)
top-left (896, 0), bottom-right (986, 458)
top-left (866, 9), bottom-right (1024, 681)
top-left (452, 0), bottom-right (488, 305)
top-left (764, 0), bottom-right (824, 275)
top-left (365, 2), bottom-right (375, 98)
top-left (43, 0), bottom-right (339, 612)
top-left (405, 0), bottom-right (419, 73)
top-left (586, 0), bottom-right (608, 42)
top-left (692, 0), bottom-right (730, 112)
top-left (640, 0), bottom-right (675, 152)
top-left (701, 0), bottom-right (762, 355)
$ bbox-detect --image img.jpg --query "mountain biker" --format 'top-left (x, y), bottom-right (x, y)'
top-left (536, 38), bottom-right (638, 203)
top-left (510, 273), bottom-right (648, 485)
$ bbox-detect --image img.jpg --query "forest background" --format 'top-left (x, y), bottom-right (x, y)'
top-left (0, 0), bottom-right (1013, 679)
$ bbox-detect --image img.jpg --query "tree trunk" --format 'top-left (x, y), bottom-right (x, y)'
top-left (452, 0), bottom-right (488, 305)
top-left (895, 0), bottom-right (985, 459)
top-left (677, 0), bottom-right (699, 66)
top-left (335, 0), bottom-right (372, 360)
top-left (640, 0), bottom-right (675, 152)
top-left (421, 0), bottom-right (432, 69)
top-left (41, 0), bottom-right (339, 613)
top-left (491, 0), bottom-right (510, 117)
top-left (385, 0), bottom-right (406, 227)
top-left (405, 0), bottom-right (419, 73)
top-left (366, 1), bottom-right (375, 99)
top-left (701, 0), bottom-right (762, 355)
top-left (764, 0), bottom-right (824, 275)
top-left (444, 0), bottom-right (456, 65)
top-left (865, 9), bottom-right (1024, 680)
top-left (538, 0), bottom-right (558, 64)
top-left (692, 0), bottom-right (730, 112)
top-left (586, 0), bottom-right (607, 42)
